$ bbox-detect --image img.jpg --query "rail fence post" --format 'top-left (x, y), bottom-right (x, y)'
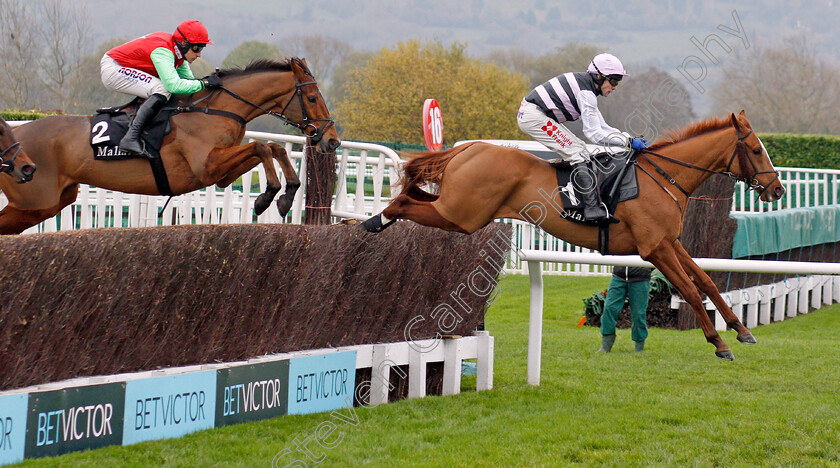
top-left (527, 259), bottom-right (544, 386)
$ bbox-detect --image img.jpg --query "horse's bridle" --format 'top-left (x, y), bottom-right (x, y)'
top-left (0, 141), bottom-right (23, 175)
top-left (637, 126), bottom-right (780, 209)
top-left (207, 77), bottom-right (336, 144)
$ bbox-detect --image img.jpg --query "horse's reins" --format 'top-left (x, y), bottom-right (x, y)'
top-left (182, 76), bottom-right (336, 144)
top-left (636, 127), bottom-right (780, 213)
top-left (0, 141), bottom-right (22, 175)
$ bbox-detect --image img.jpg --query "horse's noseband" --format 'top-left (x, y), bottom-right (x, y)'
top-left (275, 79), bottom-right (335, 144)
top-left (0, 141), bottom-right (22, 174)
top-left (722, 127), bottom-right (780, 196)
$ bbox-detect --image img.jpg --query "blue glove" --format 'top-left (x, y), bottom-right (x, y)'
top-left (630, 138), bottom-right (649, 150)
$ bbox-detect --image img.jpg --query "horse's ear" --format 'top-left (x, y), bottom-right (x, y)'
top-left (738, 109), bottom-right (746, 117)
top-left (730, 112), bottom-right (747, 133)
top-left (730, 112), bottom-right (740, 129)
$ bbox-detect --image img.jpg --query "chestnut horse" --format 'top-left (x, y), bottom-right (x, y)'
top-left (364, 111), bottom-right (786, 360)
top-left (0, 58), bottom-right (340, 234)
top-left (0, 117), bottom-right (36, 184)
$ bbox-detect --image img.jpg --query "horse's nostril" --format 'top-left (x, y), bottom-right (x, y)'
top-left (22, 164), bottom-right (36, 176)
top-left (330, 139), bottom-right (341, 151)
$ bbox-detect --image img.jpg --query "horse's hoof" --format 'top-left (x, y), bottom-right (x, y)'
top-left (715, 350), bottom-right (735, 361)
top-left (737, 333), bottom-right (757, 345)
top-left (276, 196), bottom-right (292, 218)
top-left (254, 193), bottom-right (272, 216)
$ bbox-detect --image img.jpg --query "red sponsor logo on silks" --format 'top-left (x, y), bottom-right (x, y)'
top-left (541, 121), bottom-right (573, 147)
top-left (541, 121), bottom-right (557, 136)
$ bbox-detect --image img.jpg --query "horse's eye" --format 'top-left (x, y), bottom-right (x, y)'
top-left (752, 148), bottom-right (761, 155)
top-left (307, 96), bottom-right (317, 104)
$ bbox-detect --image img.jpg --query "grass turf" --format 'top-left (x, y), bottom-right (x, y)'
top-left (15, 274), bottom-right (840, 467)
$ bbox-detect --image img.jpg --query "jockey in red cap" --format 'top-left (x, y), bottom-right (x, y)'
top-left (100, 19), bottom-right (222, 157)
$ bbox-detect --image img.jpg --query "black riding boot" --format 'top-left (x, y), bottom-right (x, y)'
top-left (572, 162), bottom-right (610, 223)
top-left (120, 93), bottom-right (167, 157)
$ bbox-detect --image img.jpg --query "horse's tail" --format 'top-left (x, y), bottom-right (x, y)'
top-left (398, 143), bottom-right (476, 194)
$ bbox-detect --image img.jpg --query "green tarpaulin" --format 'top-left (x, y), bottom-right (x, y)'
top-left (730, 205), bottom-right (840, 258)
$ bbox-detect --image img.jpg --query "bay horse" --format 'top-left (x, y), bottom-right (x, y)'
top-left (364, 110), bottom-right (786, 360)
top-left (0, 58), bottom-right (339, 234)
top-left (0, 116), bottom-right (36, 184)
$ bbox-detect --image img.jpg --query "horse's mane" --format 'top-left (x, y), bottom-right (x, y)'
top-left (216, 57), bottom-right (313, 78)
top-left (647, 116), bottom-right (732, 150)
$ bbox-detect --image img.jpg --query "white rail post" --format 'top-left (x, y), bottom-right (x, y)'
top-left (744, 287), bottom-right (759, 328)
top-left (811, 276), bottom-right (823, 309)
top-left (772, 281), bottom-right (787, 322)
top-left (759, 285), bottom-right (772, 325)
top-left (442, 337), bottom-right (463, 396)
top-left (370, 344), bottom-right (391, 407)
top-left (834, 276), bottom-right (840, 303)
top-left (407, 345), bottom-right (426, 399)
top-left (527, 259), bottom-right (544, 386)
top-left (821, 276), bottom-right (833, 306)
top-left (475, 330), bottom-right (494, 391)
top-left (787, 278), bottom-right (800, 318)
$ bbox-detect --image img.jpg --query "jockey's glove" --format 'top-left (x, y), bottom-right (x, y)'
top-left (629, 138), bottom-right (649, 150)
top-left (201, 75), bottom-right (223, 89)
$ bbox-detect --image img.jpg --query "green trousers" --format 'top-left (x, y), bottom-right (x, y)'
top-left (600, 276), bottom-right (650, 343)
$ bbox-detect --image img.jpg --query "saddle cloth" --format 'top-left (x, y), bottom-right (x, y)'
top-left (90, 97), bottom-right (173, 161)
top-left (552, 150), bottom-right (640, 225)
top-left (89, 97), bottom-right (175, 196)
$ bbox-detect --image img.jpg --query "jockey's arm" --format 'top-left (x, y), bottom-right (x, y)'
top-left (578, 91), bottom-right (631, 147)
top-left (150, 48), bottom-right (203, 95)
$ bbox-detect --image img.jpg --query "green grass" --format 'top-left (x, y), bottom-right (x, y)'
top-left (16, 275), bottom-right (840, 467)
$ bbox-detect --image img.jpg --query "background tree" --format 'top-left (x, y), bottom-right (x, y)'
top-left (600, 66), bottom-right (696, 143)
top-left (710, 34), bottom-right (840, 135)
top-left (0, 0), bottom-right (42, 109)
top-left (486, 42), bottom-right (601, 89)
top-left (38, 0), bottom-right (92, 111)
top-left (221, 40), bottom-right (282, 69)
top-left (277, 34), bottom-right (354, 93)
top-left (63, 38), bottom-right (127, 114)
top-left (334, 40), bottom-right (529, 145)
top-left (329, 50), bottom-right (374, 108)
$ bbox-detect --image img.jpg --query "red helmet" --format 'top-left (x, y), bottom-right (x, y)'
top-left (173, 19), bottom-right (213, 45)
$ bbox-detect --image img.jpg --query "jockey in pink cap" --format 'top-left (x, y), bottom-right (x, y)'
top-left (517, 53), bottom-right (648, 222)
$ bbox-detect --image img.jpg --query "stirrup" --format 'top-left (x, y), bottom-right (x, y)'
top-left (120, 138), bottom-right (153, 159)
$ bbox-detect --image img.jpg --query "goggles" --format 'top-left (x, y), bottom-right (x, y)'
top-left (190, 44), bottom-right (206, 53)
top-left (606, 75), bottom-right (622, 86)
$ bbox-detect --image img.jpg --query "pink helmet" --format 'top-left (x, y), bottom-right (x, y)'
top-left (587, 53), bottom-right (627, 77)
top-left (173, 19), bottom-right (213, 45)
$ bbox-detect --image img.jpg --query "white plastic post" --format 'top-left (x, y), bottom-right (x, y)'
top-left (370, 344), bottom-right (391, 407)
top-left (527, 260), bottom-right (543, 386)
top-left (407, 345), bottom-right (426, 399)
top-left (475, 330), bottom-right (494, 391)
top-left (442, 337), bottom-right (462, 396)
top-left (759, 285), bottom-right (772, 325)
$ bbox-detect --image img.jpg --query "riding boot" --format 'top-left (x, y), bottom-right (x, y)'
top-left (120, 93), bottom-right (167, 157)
top-left (573, 162), bottom-right (610, 223)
